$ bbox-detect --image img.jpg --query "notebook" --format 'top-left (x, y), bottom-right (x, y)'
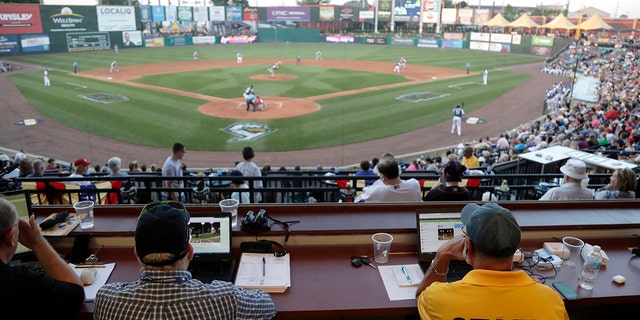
top-left (187, 212), bottom-right (233, 283)
top-left (416, 211), bottom-right (472, 282)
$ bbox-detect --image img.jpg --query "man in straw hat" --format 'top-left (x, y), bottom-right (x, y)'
top-left (539, 159), bottom-right (593, 200)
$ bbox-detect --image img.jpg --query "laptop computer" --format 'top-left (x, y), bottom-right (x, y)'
top-left (416, 211), bottom-right (472, 282)
top-left (188, 212), bottom-right (233, 283)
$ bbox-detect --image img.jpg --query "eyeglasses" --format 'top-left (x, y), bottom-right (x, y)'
top-left (460, 225), bottom-right (467, 236)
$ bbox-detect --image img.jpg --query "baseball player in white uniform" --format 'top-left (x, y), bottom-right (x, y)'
top-left (393, 61), bottom-right (401, 73)
top-left (315, 50), bottom-right (323, 61)
top-left (451, 104), bottom-right (465, 136)
top-left (268, 61), bottom-right (280, 78)
top-left (193, 50), bottom-right (199, 62)
top-left (399, 57), bottom-right (406, 68)
top-left (237, 52), bottom-right (243, 64)
top-left (483, 68), bottom-right (488, 85)
top-left (43, 69), bottom-right (50, 86)
top-left (110, 60), bottom-right (118, 73)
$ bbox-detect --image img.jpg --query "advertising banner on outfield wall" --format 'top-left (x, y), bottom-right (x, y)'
top-left (394, 0), bottom-right (420, 23)
top-left (0, 35), bottom-right (19, 53)
top-left (20, 33), bottom-right (50, 53)
top-left (210, 6), bottom-right (225, 22)
top-left (441, 8), bottom-right (456, 24)
top-left (152, 6), bottom-right (165, 22)
top-left (166, 6), bottom-right (178, 22)
top-left (474, 9), bottom-right (490, 25)
top-left (194, 7), bottom-right (208, 22)
top-left (243, 8), bottom-right (258, 21)
top-left (531, 36), bottom-right (554, 47)
top-left (459, 9), bottom-right (474, 25)
top-left (422, 0), bottom-right (440, 24)
top-left (41, 6), bottom-right (97, 33)
top-left (0, 4), bottom-right (43, 35)
top-left (177, 7), bottom-right (193, 23)
top-left (267, 7), bottom-right (310, 21)
top-left (226, 6), bottom-right (242, 21)
top-left (417, 38), bottom-right (439, 48)
top-left (97, 6), bottom-right (137, 32)
top-left (319, 6), bottom-right (335, 21)
top-left (139, 6), bottom-right (151, 22)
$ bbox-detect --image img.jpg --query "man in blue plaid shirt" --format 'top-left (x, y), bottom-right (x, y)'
top-left (94, 202), bottom-right (276, 320)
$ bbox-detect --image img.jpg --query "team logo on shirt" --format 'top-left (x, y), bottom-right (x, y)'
top-left (223, 123), bottom-right (276, 142)
top-left (396, 91), bottom-right (449, 102)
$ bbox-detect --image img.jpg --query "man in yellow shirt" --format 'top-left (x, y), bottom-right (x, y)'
top-left (416, 203), bottom-right (569, 320)
top-left (460, 146), bottom-right (480, 169)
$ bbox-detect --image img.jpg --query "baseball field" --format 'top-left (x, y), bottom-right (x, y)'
top-left (3, 43), bottom-right (554, 168)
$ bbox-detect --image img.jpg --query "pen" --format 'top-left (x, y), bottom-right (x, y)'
top-left (401, 265), bottom-right (412, 283)
top-left (262, 257), bottom-right (266, 277)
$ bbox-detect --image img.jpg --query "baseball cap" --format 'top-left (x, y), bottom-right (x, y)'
top-left (135, 201), bottom-right (190, 266)
top-left (443, 160), bottom-right (466, 181)
top-left (461, 203), bottom-right (521, 257)
top-left (74, 158), bottom-right (91, 167)
top-left (560, 159), bottom-right (587, 180)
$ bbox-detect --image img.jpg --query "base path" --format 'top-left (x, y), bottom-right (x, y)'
top-left (0, 58), bottom-right (563, 168)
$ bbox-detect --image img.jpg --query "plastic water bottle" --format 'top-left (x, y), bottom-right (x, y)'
top-left (578, 245), bottom-right (602, 290)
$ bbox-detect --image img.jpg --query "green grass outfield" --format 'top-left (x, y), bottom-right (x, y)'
top-left (9, 43), bottom-right (543, 152)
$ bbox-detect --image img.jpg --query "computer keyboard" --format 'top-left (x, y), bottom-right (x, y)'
top-left (188, 261), bottom-right (232, 282)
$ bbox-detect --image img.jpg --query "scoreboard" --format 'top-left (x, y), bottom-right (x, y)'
top-left (66, 32), bottom-right (111, 52)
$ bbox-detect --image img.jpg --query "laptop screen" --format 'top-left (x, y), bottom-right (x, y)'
top-left (1, 190), bottom-right (33, 257)
top-left (416, 212), bottom-right (465, 259)
top-left (189, 213), bottom-right (232, 257)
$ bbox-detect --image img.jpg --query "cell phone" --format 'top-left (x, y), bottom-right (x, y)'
top-left (70, 233), bottom-right (92, 264)
top-left (552, 281), bottom-right (580, 300)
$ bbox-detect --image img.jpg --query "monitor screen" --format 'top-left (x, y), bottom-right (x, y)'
top-left (1, 190), bottom-right (33, 256)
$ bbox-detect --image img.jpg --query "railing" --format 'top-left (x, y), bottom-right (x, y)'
top-left (15, 171), bottom-right (616, 205)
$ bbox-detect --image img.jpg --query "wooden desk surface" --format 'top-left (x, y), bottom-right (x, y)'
top-left (73, 239), bottom-right (640, 320)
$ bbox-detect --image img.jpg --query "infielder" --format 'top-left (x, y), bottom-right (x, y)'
top-left (393, 61), bottom-right (401, 73)
top-left (268, 61), bottom-right (280, 78)
top-left (315, 50), bottom-right (323, 61)
top-left (193, 50), bottom-right (199, 62)
top-left (483, 68), bottom-right (488, 85)
top-left (43, 69), bottom-right (50, 87)
top-left (451, 104), bottom-right (465, 136)
top-left (110, 60), bottom-right (118, 73)
top-left (237, 52), bottom-right (243, 64)
top-left (399, 57), bottom-right (406, 68)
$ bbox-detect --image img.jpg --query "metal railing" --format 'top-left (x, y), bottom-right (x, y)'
top-left (15, 171), bottom-right (616, 205)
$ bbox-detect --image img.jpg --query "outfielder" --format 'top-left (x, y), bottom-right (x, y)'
top-left (483, 68), bottom-right (488, 85)
top-left (237, 52), bottom-right (243, 64)
top-left (193, 50), bottom-right (199, 62)
top-left (451, 104), bottom-right (465, 136)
